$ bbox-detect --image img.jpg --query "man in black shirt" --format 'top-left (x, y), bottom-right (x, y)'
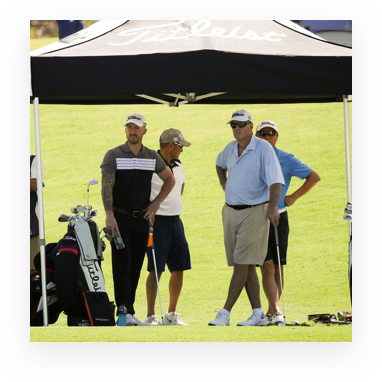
top-left (101, 113), bottom-right (175, 326)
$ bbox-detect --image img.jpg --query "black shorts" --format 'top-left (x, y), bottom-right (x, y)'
top-left (147, 216), bottom-right (191, 273)
top-left (263, 210), bottom-right (289, 266)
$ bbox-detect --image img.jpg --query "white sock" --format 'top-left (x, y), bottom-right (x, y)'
top-left (253, 308), bottom-right (265, 319)
top-left (221, 309), bottom-right (230, 317)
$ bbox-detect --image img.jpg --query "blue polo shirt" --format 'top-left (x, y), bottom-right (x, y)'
top-left (216, 135), bottom-right (284, 205)
top-left (275, 147), bottom-right (312, 210)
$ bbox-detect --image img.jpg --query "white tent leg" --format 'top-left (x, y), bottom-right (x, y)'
top-left (33, 97), bottom-right (49, 327)
top-left (343, 95), bottom-right (352, 238)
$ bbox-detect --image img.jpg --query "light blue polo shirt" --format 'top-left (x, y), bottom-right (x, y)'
top-left (216, 135), bottom-right (284, 205)
top-left (275, 147), bottom-right (312, 210)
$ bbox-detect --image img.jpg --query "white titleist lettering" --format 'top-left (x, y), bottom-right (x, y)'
top-left (108, 20), bottom-right (286, 46)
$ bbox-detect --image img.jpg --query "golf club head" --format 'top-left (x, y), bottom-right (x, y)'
top-left (105, 234), bottom-right (114, 242)
top-left (100, 227), bottom-right (113, 241)
top-left (77, 205), bottom-right (86, 214)
top-left (100, 227), bottom-right (112, 235)
top-left (87, 179), bottom-right (99, 191)
top-left (86, 179), bottom-right (98, 208)
top-left (343, 214), bottom-right (352, 221)
top-left (344, 202), bottom-right (352, 214)
top-left (58, 214), bottom-right (70, 222)
top-left (71, 207), bottom-right (78, 214)
top-left (85, 209), bottom-right (97, 220)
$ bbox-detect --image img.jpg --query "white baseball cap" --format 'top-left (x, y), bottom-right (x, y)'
top-left (256, 120), bottom-right (278, 133)
top-left (227, 109), bottom-right (253, 124)
top-left (124, 113), bottom-right (147, 127)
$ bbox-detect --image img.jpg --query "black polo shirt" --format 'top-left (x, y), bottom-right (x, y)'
top-left (101, 142), bottom-right (166, 211)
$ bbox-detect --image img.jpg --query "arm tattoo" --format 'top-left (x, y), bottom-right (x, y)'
top-left (102, 171), bottom-right (115, 211)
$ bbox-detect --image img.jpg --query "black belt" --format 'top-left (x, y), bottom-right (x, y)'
top-left (226, 201), bottom-right (269, 210)
top-left (155, 215), bottom-right (179, 222)
top-left (113, 207), bottom-right (145, 219)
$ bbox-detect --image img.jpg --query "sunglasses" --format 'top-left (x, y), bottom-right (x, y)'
top-left (258, 130), bottom-right (277, 137)
top-left (230, 121), bottom-right (250, 129)
top-left (174, 142), bottom-right (184, 149)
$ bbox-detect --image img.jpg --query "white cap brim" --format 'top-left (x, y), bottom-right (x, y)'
top-left (227, 110), bottom-right (252, 124)
top-left (227, 117), bottom-right (250, 124)
top-left (256, 120), bottom-right (278, 132)
top-left (124, 119), bottom-right (146, 127)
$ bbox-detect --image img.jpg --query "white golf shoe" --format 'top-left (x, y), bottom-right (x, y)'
top-left (132, 316), bottom-right (150, 326)
top-left (265, 312), bottom-right (284, 325)
top-left (208, 311), bottom-right (230, 326)
top-left (117, 306), bottom-right (137, 326)
top-left (163, 311), bottom-right (188, 326)
top-left (145, 315), bottom-right (162, 326)
top-left (237, 313), bottom-right (268, 326)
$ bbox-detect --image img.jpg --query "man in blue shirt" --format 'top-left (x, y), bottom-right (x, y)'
top-left (56, 20), bottom-right (84, 40)
top-left (256, 120), bottom-right (320, 324)
top-left (209, 110), bottom-right (284, 326)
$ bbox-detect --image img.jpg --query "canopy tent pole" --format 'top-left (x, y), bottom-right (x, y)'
top-left (33, 97), bottom-right (49, 327)
top-left (343, 95), bottom-right (352, 237)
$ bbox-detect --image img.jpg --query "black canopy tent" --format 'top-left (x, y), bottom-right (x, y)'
top-left (31, 20), bottom-right (351, 105)
top-left (30, 20), bottom-right (352, 326)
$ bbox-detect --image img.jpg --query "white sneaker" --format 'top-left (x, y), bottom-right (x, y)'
top-left (118, 313), bottom-right (137, 326)
top-left (126, 314), bottom-right (137, 326)
top-left (163, 311), bottom-right (188, 326)
top-left (271, 312), bottom-right (284, 325)
top-left (265, 312), bottom-right (284, 325)
top-left (237, 313), bottom-right (268, 326)
top-left (208, 311), bottom-right (230, 326)
top-left (133, 316), bottom-right (150, 326)
top-left (145, 315), bottom-right (162, 326)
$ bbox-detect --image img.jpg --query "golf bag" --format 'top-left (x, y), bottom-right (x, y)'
top-left (32, 216), bottom-right (114, 325)
top-left (30, 276), bottom-right (61, 326)
top-left (56, 218), bottom-right (106, 316)
top-left (31, 242), bottom-right (62, 326)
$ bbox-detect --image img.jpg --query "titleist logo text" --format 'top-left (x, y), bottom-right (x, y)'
top-left (109, 20), bottom-right (286, 46)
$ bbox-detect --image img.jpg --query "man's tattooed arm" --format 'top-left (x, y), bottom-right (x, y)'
top-left (102, 171), bottom-right (115, 211)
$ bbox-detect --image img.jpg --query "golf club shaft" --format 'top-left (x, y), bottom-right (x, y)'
top-left (152, 247), bottom-right (164, 323)
top-left (274, 225), bottom-right (286, 325)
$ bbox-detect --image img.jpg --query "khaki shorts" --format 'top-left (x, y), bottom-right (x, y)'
top-left (222, 203), bottom-right (270, 266)
top-left (30, 235), bottom-right (40, 270)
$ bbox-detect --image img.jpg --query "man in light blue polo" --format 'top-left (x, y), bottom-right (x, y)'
top-left (209, 109), bottom-right (284, 326)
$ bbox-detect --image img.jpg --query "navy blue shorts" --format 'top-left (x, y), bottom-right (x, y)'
top-left (146, 216), bottom-right (191, 273)
top-left (264, 210), bottom-right (289, 265)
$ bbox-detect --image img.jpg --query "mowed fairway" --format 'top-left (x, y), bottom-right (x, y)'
top-left (30, 38), bottom-right (352, 342)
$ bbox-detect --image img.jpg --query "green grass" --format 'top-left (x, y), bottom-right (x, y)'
top-left (30, 39), bottom-right (352, 342)
top-left (30, 37), bottom-right (58, 51)
top-left (30, 324), bottom-right (350, 342)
